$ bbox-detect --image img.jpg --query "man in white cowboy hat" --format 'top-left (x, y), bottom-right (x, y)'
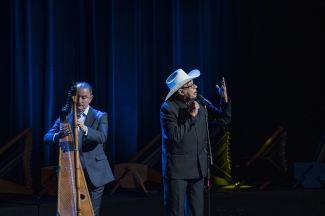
top-left (160, 69), bottom-right (231, 216)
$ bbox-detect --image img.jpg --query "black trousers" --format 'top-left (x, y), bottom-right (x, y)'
top-left (84, 170), bottom-right (105, 216)
top-left (163, 178), bottom-right (204, 216)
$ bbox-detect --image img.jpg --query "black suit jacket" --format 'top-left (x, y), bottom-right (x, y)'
top-left (160, 97), bottom-right (231, 179)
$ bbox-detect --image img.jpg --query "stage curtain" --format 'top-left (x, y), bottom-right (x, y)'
top-left (0, 0), bottom-right (234, 191)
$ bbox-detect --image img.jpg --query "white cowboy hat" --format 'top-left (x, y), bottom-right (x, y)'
top-left (165, 69), bottom-right (200, 101)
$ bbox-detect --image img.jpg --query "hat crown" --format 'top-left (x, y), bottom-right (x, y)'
top-left (166, 69), bottom-right (190, 90)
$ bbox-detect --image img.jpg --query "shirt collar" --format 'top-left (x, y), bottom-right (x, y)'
top-left (83, 105), bottom-right (90, 116)
top-left (78, 106), bottom-right (90, 117)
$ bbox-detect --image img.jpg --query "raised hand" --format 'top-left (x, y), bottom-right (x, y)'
top-left (216, 77), bottom-right (228, 102)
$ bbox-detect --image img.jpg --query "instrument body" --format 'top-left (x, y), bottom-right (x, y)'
top-left (57, 83), bottom-right (94, 216)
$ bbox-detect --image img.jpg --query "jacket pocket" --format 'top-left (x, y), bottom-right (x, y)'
top-left (95, 153), bottom-right (107, 161)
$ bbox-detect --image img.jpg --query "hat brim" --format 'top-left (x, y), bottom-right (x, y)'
top-left (165, 69), bottom-right (200, 101)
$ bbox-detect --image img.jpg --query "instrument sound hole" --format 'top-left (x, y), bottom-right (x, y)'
top-left (80, 194), bottom-right (86, 200)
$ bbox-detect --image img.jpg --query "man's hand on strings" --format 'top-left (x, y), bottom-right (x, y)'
top-left (55, 127), bottom-right (71, 140)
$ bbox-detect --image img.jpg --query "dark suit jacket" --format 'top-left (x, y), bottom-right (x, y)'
top-left (160, 97), bottom-right (231, 179)
top-left (44, 106), bottom-right (114, 187)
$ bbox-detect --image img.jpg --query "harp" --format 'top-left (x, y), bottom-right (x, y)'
top-left (0, 128), bottom-right (33, 196)
top-left (293, 127), bottom-right (325, 188)
top-left (235, 126), bottom-right (288, 190)
top-left (110, 134), bottom-right (162, 196)
top-left (57, 83), bottom-right (94, 216)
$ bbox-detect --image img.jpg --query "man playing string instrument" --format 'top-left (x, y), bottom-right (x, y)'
top-left (44, 82), bottom-right (114, 216)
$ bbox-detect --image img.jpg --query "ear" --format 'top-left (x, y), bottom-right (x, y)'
top-left (89, 95), bottom-right (94, 103)
top-left (177, 89), bottom-right (184, 96)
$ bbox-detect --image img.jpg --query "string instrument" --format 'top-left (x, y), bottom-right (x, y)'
top-left (57, 83), bottom-right (94, 216)
top-left (0, 127), bottom-right (33, 195)
top-left (235, 126), bottom-right (288, 190)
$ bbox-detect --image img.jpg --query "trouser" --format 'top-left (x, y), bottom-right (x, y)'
top-left (163, 178), bottom-right (204, 216)
top-left (84, 170), bottom-right (105, 216)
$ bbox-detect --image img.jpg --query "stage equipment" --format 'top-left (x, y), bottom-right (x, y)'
top-left (56, 83), bottom-right (94, 216)
top-left (294, 128), bottom-right (325, 188)
top-left (235, 126), bottom-right (288, 190)
top-left (210, 125), bottom-right (232, 186)
top-left (0, 127), bottom-right (33, 195)
top-left (38, 166), bottom-right (58, 198)
top-left (199, 97), bottom-right (213, 216)
top-left (110, 134), bottom-right (162, 196)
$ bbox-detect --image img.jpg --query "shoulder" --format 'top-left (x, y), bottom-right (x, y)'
top-left (160, 100), bottom-right (176, 111)
top-left (160, 101), bottom-right (169, 110)
top-left (89, 106), bottom-right (107, 119)
top-left (160, 99), bottom-right (180, 117)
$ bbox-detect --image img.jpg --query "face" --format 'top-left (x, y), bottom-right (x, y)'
top-left (178, 80), bottom-right (198, 102)
top-left (76, 88), bottom-right (93, 114)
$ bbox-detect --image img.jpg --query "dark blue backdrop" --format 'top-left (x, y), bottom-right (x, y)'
top-left (1, 0), bottom-right (324, 193)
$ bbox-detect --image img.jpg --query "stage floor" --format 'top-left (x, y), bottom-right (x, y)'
top-left (1, 185), bottom-right (325, 216)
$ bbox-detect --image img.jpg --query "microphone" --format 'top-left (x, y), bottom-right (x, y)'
top-left (197, 94), bottom-right (212, 106)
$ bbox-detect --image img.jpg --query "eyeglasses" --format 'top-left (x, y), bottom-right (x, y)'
top-left (181, 82), bottom-right (196, 90)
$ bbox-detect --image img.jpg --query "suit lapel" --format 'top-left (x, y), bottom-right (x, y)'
top-left (84, 106), bottom-right (95, 127)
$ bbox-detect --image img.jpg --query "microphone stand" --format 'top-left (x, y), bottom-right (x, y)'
top-left (203, 102), bottom-right (213, 216)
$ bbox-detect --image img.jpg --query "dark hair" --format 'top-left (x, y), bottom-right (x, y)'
top-left (76, 82), bottom-right (93, 95)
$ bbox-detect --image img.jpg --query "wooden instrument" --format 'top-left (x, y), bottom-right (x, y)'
top-left (57, 83), bottom-right (94, 216)
top-left (110, 133), bottom-right (162, 196)
top-left (292, 127), bottom-right (325, 188)
top-left (245, 126), bottom-right (285, 167)
top-left (0, 127), bottom-right (33, 195)
top-left (235, 126), bottom-right (288, 190)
